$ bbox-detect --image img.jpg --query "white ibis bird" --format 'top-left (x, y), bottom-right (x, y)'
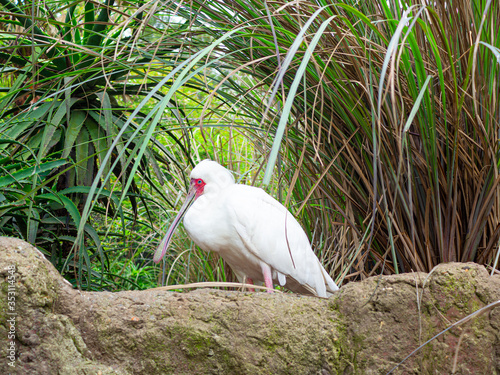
top-left (154, 160), bottom-right (339, 297)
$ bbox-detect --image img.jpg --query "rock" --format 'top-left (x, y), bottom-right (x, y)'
top-left (0, 236), bottom-right (499, 374)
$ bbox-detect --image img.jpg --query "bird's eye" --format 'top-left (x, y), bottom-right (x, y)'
top-left (197, 179), bottom-right (203, 185)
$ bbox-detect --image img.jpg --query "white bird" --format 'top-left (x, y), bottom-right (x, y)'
top-left (154, 160), bottom-right (339, 297)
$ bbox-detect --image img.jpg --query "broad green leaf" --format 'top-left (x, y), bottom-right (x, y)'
top-left (24, 207), bottom-right (39, 243)
top-left (75, 125), bottom-right (90, 187)
top-left (0, 159), bottom-right (67, 188)
top-left (38, 98), bottom-right (77, 159)
top-left (0, 103), bottom-right (52, 147)
top-left (63, 110), bottom-right (87, 159)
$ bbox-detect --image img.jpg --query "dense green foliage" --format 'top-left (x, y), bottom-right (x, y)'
top-left (0, 0), bottom-right (202, 289)
top-left (1, 0), bottom-right (499, 291)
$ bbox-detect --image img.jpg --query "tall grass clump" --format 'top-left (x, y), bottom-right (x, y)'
top-left (168, 0), bottom-right (500, 282)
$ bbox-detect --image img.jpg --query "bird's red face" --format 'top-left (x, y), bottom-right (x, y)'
top-left (191, 178), bottom-right (206, 198)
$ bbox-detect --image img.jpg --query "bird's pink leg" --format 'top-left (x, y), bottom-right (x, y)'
top-left (260, 263), bottom-right (274, 293)
top-left (245, 277), bottom-right (255, 292)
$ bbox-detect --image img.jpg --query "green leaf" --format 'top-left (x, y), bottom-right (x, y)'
top-left (75, 125), bottom-right (90, 186)
top-left (63, 110), bottom-right (87, 159)
top-left (83, 1), bottom-right (96, 45)
top-left (24, 207), bottom-right (39, 243)
top-left (36, 191), bottom-right (81, 232)
top-left (38, 98), bottom-right (77, 159)
top-left (0, 159), bottom-right (68, 188)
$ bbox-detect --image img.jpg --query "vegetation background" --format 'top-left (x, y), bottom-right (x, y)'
top-left (0, 0), bottom-right (499, 291)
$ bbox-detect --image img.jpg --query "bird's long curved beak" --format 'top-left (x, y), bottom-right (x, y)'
top-left (153, 183), bottom-right (197, 263)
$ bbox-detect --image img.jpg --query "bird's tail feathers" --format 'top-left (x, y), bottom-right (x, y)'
top-left (320, 262), bottom-right (339, 292)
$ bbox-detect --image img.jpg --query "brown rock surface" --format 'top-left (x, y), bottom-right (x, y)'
top-left (0, 236), bottom-right (499, 374)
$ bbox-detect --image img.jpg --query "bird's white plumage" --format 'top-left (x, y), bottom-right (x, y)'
top-left (180, 160), bottom-right (338, 297)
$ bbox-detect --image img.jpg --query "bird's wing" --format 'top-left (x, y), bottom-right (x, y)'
top-left (225, 184), bottom-right (335, 297)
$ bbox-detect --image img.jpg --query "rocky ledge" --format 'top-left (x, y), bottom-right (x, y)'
top-left (0, 236), bottom-right (499, 374)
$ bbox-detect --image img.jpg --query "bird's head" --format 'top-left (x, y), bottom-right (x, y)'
top-left (153, 160), bottom-right (234, 263)
top-left (189, 159), bottom-right (235, 198)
